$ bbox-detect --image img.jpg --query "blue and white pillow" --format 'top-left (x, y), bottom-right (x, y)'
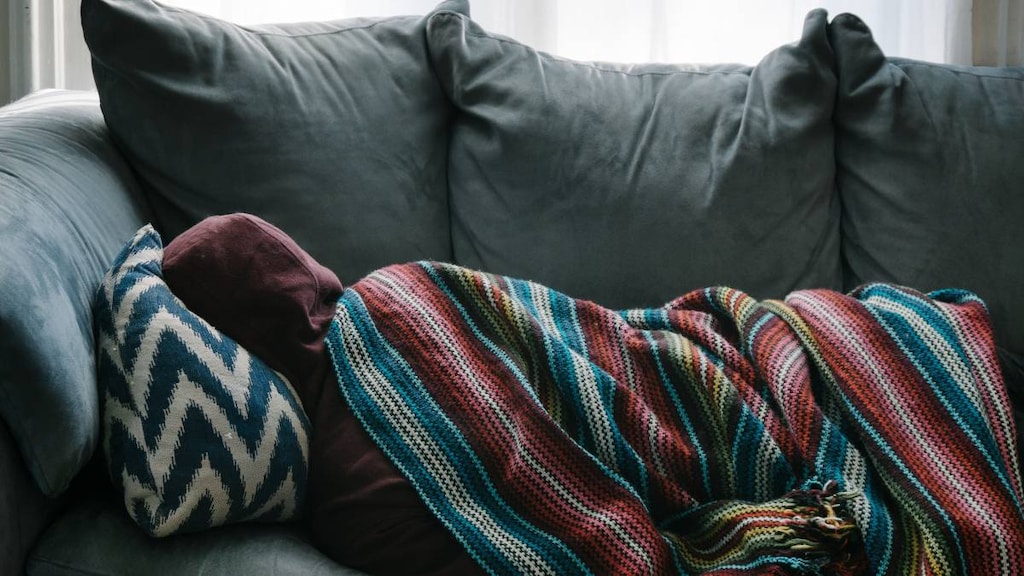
top-left (94, 225), bottom-right (310, 537)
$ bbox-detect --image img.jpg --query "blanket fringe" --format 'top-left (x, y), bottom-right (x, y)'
top-left (775, 481), bottom-right (866, 574)
top-left (671, 480), bottom-right (867, 574)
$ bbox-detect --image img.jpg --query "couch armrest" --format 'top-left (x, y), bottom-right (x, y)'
top-left (0, 90), bottom-right (150, 570)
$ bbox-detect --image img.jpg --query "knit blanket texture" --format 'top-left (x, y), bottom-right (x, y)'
top-left (326, 261), bottom-right (1024, 575)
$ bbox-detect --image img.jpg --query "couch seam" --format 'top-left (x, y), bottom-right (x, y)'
top-left (423, 12), bottom-right (460, 266)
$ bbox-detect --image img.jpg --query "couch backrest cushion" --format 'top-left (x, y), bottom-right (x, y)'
top-left (81, 0), bottom-right (453, 285)
top-left (831, 14), bottom-right (1024, 355)
top-left (0, 90), bottom-right (150, 496)
top-left (426, 1), bottom-right (841, 308)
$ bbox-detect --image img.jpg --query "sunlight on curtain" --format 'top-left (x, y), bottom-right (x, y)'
top-left (164, 0), bottom-right (434, 25)
top-left (974, 0), bottom-right (1024, 65)
top-left (161, 0), bottom-right (973, 65)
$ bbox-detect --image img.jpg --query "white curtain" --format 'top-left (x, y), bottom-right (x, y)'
top-left (5, 0), bottom-right (1023, 103)
top-left (974, 0), bottom-right (1024, 65)
top-left (487, 0), bottom-right (997, 66)
top-left (5, 0), bottom-right (93, 102)
top-left (161, 0), bottom-right (978, 65)
top-left (473, 0), bottom-right (975, 65)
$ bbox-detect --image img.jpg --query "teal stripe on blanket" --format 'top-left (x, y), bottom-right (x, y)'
top-left (328, 263), bottom-right (1024, 575)
top-left (329, 292), bottom-right (591, 575)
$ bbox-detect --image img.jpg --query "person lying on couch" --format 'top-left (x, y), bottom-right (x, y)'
top-left (161, 213), bottom-right (1024, 576)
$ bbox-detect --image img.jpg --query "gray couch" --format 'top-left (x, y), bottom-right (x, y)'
top-left (1, 0), bottom-right (1022, 573)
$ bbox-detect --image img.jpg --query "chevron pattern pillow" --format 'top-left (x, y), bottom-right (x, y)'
top-left (94, 225), bottom-right (311, 537)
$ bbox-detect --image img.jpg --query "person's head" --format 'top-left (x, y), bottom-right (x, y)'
top-left (162, 213), bottom-right (343, 392)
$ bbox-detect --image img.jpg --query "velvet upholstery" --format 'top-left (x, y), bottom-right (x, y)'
top-left (831, 13), bottom-right (1024, 355)
top-left (427, 1), bottom-right (842, 308)
top-left (81, 0), bottom-right (454, 286)
top-left (0, 418), bottom-right (63, 576)
top-left (0, 91), bottom-right (150, 497)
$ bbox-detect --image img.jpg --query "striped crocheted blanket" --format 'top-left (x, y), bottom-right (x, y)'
top-left (326, 261), bottom-right (1024, 575)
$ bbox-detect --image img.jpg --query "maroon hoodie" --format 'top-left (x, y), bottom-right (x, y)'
top-left (162, 213), bottom-right (480, 575)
